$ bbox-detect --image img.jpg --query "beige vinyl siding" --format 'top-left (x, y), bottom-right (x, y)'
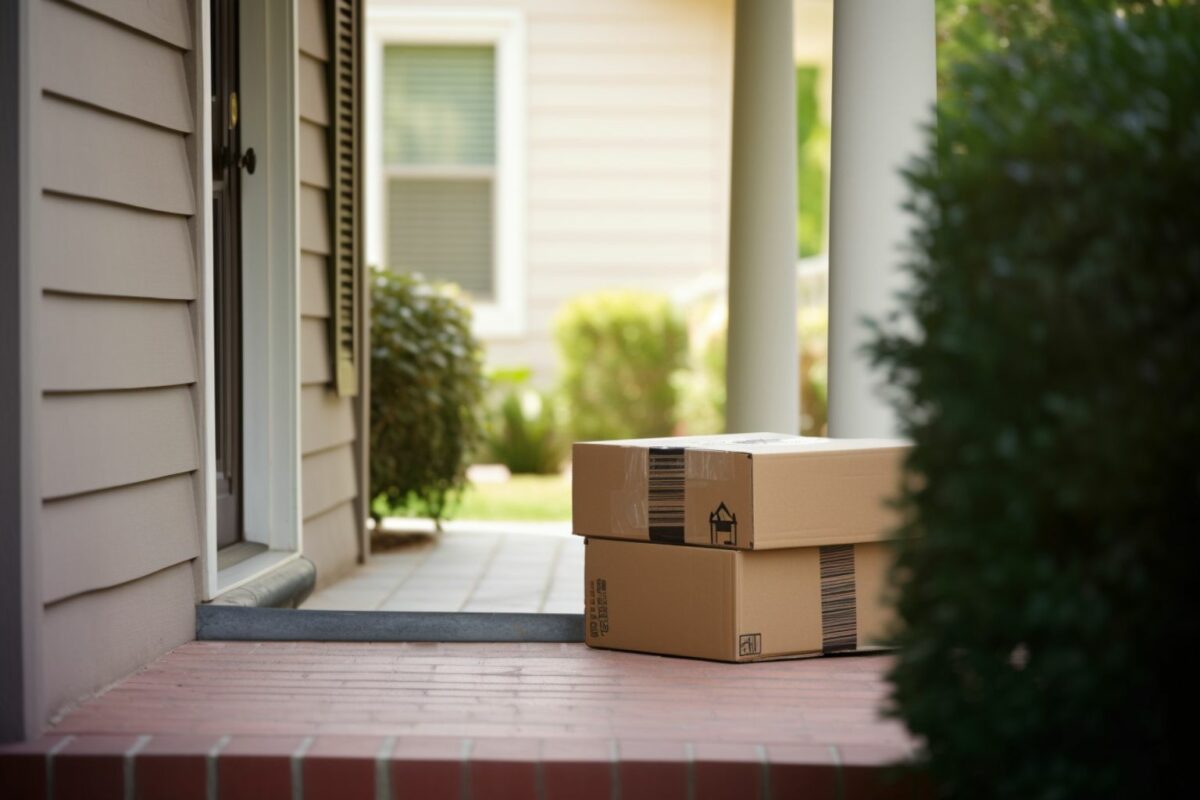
top-left (65, 0), bottom-right (192, 49)
top-left (299, 0), bottom-right (362, 589)
top-left (516, 0), bottom-right (733, 377)
top-left (39, 195), bottom-right (196, 300)
top-left (34, 0), bottom-right (200, 716)
top-left (41, 474), bottom-right (198, 604)
top-left (39, 296), bottom-right (197, 391)
top-left (373, 0), bottom-right (733, 378)
top-left (43, 562), bottom-right (195, 716)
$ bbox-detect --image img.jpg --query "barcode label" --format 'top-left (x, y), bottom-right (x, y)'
top-left (648, 447), bottom-right (685, 543)
top-left (820, 545), bottom-right (857, 653)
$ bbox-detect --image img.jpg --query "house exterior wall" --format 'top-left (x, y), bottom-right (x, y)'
top-left (31, 0), bottom-right (201, 716)
top-left (369, 0), bottom-right (734, 381)
top-left (13, 0), bottom-right (366, 723)
top-left (298, 0), bottom-right (364, 590)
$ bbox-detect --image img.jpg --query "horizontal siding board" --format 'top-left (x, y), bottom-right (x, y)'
top-left (531, 18), bottom-right (715, 48)
top-left (528, 208), bottom-right (713, 238)
top-left (43, 561), bottom-right (195, 718)
top-left (42, 473), bottom-right (199, 604)
top-left (41, 96), bottom-right (195, 215)
top-left (300, 185), bottom-right (331, 255)
top-left (303, 501), bottom-right (359, 591)
top-left (530, 114), bottom-right (713, 144)
top-left (40, 294), bottom-right (196, 391)
top-left (301, 317), bottom-right (332, 385)
top-left (530, 175), bottom-right (717, 205)
top-left (40, 194), bottom-right (195, 300)
top-left (300, 120), bottom-right (331, 189)
top-left (301, 385), bottom-right (355, 455)
top-left (298, 0), bottom-right (329, 61)
top-left (299, 53), bottom-right (330, 126)
top-left (301, 253), bottom-right (331, 318)
top-left (41, 0), bottom-right (193, 133)
top-left (528, 50), bottom-right (716, 81)
top-left (528, 83), bottom-right (712, 113)
top-left (524, 265), bottom-right (706, 298)
top-left (301, 443), bottom-right (357, 520)
top-left (63, 0), bottom-right (192, 50)
top-left (41, 386), bottom-right (198, 499)
top-left (530, 239), bottom-right (712, 266)
top-left (529, 146), bottom-right (715, 173)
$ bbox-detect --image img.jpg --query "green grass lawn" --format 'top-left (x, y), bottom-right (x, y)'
top-left (384, 473), bottom-right (572, 522)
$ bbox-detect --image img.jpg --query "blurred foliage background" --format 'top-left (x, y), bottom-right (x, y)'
top-left (796, 65), bottom-right (828, 259)
top-left (554, 291), bottom-right (689, 443)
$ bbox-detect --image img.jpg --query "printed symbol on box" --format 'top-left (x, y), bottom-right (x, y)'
top-left (593, 578), bottom-right (610, 636)
top-left (709, 502), bottom-right (737, 546)
top-left (738, 633), bottom-right (762, 657)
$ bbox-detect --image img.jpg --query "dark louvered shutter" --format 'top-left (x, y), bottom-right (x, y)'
top-left (328, 0), bottom-right (361, 397)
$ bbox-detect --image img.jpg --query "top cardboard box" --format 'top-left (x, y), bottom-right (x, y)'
top-left (572, 433), bottom-right (909, 550)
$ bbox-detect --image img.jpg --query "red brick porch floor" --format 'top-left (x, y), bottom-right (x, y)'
top-left (0, 641), bottom-right (928, 799)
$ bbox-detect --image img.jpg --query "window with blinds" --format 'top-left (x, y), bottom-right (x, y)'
top-left (382, 44), bottom-right (496, 300)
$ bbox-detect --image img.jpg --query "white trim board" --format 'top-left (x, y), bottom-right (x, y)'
top-left (200, 0), bottom-right (303, 601)
top-left (365, 5), bottom-right (528, 338)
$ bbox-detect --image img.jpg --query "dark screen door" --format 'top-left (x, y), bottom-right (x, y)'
top-left (212, 0), bottom-right (243, 548)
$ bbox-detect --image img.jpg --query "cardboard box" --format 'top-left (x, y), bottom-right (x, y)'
top-left (584, 537), bottom-right (895, 662)
top-left (572, 433), bottom-right (909, 549)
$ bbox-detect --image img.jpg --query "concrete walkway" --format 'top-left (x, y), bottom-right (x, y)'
top-left (301, 520), bottom-right (584, 614)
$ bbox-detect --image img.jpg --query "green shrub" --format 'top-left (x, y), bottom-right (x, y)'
top-left (555, 291), bottom-right (688, 441)
top-left (796, 65), bottom-right (829, 259)
top-left (483, 367), bottom-right (564, 475)
top-left (869, 2), bottom-right (1200, 797)
top-left (370, 271), bottom-right (486, 525)
top-left (798, 307), bottom-right (828, 436)
top-left (677, 326), bottom-right (726, 436)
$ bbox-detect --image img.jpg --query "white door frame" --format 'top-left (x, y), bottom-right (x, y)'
top-left (198, 0), bottom-right (303, 600)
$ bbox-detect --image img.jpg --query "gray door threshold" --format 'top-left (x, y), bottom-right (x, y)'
top-left (208, 556), bottom-right (316, 608)
top-left (196, 605), bottom-right (585, 643)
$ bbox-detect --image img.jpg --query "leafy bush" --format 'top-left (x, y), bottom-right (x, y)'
top-left (555, 291), bottom-right (688, 441)
top-left (796, 65), bottom-right (829, 258)
top-left (677, 327), bottom-right (726, 436)
top-left (677, 304), bottom-right (829, 437)
top-left (798, 307), bottom-right (828, 436)
top-left (483, 367), bottom-right (564, 475)
top-left (869, 2), bottom-right (1200, 797)
top-left (370, 271), bottom-right (486, 525)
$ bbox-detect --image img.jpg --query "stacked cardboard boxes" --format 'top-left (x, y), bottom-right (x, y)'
top-left (573, 433), bottom-right (909, 662)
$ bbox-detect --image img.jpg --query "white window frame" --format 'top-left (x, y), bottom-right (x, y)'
top-left (198, 0), bottom-right (302, 600)
top-left (365, 6), bottom-right (527, 337)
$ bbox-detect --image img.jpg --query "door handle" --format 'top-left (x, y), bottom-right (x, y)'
top-left (239, 147), bottom-right (257, 175)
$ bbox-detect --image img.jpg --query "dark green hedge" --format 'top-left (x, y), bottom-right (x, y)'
top-left (869, 2), bottom-right (1200, 797)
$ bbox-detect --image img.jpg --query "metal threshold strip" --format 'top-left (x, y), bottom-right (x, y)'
top-left (196, 605), bottom-right (585, 642)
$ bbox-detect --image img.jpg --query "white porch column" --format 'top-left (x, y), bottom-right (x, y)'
top-left (827, 0), bottom-right (936, 438)
top-left (726, 0), bottom-right (799, 435)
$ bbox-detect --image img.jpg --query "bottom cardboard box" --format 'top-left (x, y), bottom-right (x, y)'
top-left (584, 537), bottom-right (895, 662)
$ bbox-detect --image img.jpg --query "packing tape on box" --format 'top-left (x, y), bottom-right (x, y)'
top-left (606, 447), bottom-right (649, 536)
top-left (685, 448), bottom-right (734, 482)
top-left (609, 491), bottom-right (647, 535)
top-left (647, 447), bottom-right (686, 543)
